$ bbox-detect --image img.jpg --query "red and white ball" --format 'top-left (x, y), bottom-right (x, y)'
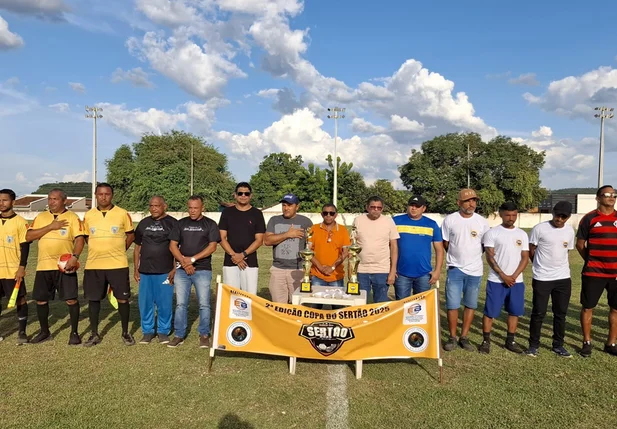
top-left (57, 253), bottom-right (80, 273)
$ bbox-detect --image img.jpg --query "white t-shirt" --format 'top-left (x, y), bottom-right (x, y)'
top-left (483, 225), bottom-right (529, 283)
top-left (529, 221), bottom-right (574, 281)
top-left (441, 212), bottom-right (490, 276)
top-left (353, 214), bottom-right (400, 273)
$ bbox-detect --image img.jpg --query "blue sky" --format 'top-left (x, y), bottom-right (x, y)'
top-left (2, 0), bottom-right (617, 196)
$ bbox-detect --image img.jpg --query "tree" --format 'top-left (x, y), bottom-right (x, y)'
top-left (399, 133), bottom-right (546, 214)
top-left (250, 153), bottom-right (304, 208)
top-left (106, 131), bottom-right (235, 211)
top-left (294, 163), bottom-right (330, 212)
top-left (325, 155), bottom-right (368, 213)
top-left (33, 182), bottom-right (92, 197)
top-left (367, 179), bottom-right (410, 214)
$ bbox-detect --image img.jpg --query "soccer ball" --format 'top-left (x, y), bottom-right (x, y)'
top-left (57, 253), bottom-right (80, 273)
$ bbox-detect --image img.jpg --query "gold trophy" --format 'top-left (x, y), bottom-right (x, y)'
top-left (346, 226), bottom-right (362, 295)
top-left (298, 229), bottom-right (314, 293)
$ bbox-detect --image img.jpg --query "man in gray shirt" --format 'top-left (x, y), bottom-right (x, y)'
top-left (264, 194), bottom-right (313, 303)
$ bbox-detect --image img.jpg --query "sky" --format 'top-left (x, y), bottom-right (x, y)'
top-left (2, 0), bottom-right (617, 196)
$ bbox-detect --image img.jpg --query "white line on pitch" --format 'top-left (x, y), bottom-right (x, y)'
top-left (326, 364), bottom-right (349, 429)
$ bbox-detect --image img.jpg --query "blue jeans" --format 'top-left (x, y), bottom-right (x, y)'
top-left (394, 274), bottom-right (431, 300)
top-left (358, 273), bottom-right (390, 303)
top-left (445, 267), bottom-right (482, 310)
top-left (139, 273), bottom-right (174, 335)
top-left (173, 269), bottom-right (212, 338)
top-left (312, 277), bottom-right (344, 287)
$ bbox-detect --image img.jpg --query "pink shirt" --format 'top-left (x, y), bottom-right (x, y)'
top-left (353, 214), bottom-right (400, 273)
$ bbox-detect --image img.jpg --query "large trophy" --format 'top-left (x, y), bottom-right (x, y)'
top-left (298, 229), bottom-right (314, 293)
top-left (346, 226), bottom-right (362, 295)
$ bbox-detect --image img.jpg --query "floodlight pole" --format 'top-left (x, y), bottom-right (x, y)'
top-left (594, 106), bottom-right (614, 188)
top-left (85, 106), bottom-right (103, 205)
top-left (327, 107), bottom-right (345, 207)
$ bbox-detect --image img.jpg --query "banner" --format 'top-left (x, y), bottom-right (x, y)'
top-left (212, 284), bottom-right (441, 361)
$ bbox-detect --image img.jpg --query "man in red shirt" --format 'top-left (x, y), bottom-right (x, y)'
top-left (576, 185), bottom-right (617, 357)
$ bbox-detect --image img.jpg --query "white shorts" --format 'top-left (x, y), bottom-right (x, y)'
top-left (223, 266), bottom-right (259, 295)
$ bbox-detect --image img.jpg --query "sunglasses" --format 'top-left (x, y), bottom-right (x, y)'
top-left (368, 206), bottom-right (383, 211)
top-left (236, 192), bottom-right (251, 196)
top-left (322, 211), bottom-right (336, 216)
top-left (554, 214), bottom-right (570, 220)
top-left (600, 192), bottom-right (617, 198)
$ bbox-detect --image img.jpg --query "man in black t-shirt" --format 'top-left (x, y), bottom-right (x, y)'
top-left (168, 195), bottom-right (220, 348)
top-left (219, 182), bottom-right (266, 295)
top-left (133, 196), bottom-right (177, 345)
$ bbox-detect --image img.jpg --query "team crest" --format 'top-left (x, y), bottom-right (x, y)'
top-left (59, 229), bottom-right (67, 236)
top-left (516, 239), bottom-right (522, 246)
top-left (470, 230), bottom-right (478, 238)
top-left (111, 226), bottom-right (119, 234)
top-left (614, 220), bottom-right (617, 228)
top-left (563, 241), bottom-right (568, 248)
top-left (6, 235), bottom-right (14, 244)
top-left (299, 321), bottom-right (354, 356)
top-left (89, 227), bottom-right (96, 235)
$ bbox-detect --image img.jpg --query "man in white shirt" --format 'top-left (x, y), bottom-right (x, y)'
top-left (353, 196), bottom-right (399, 303)
top-left (479, 201), bottom-right (529, 354)
top-left (525, 201), bottom-right (575, 358)
top-left (442, 189), bottom-right (490, 352)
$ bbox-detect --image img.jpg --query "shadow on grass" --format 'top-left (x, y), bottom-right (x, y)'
top-left (218, 413), bottom-right (254, 429)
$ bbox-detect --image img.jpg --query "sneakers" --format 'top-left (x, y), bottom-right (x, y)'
top-left (505, 340), bottom-right (524, 354)
top-left (122, 333), bottom-right (136, 346)
top-left (604, 343), bottom-right (617, 356)
top-left (68, 332), bottom-right (82, 346)
top-left (16, 331), bottom-right (29, 345)
top-left (0, 335), bottom-right (3, 342)
top-left (443, 337), bottom-right (457, 351)
top-left (30, 331), bottom-right (51, 344)
top-left (199, 335), bottom-right (210, 349)
top-left (580, 341), bottom-right (592, 358)
top-left (458, 337), bottom-right (475, 352)
top-left (158, 333), bottom-right (170, 344)
top-left (552, 346), bottom-right (572, 358)
top-left (83, 333), bottom-right (102, 347)
top-left (525, 346), bottom-right (539, 357)
top-left (167, 336), bottom-right (184, 348)
top-left (478, 340), bottom-right (491, 354)
top-left (139, 334), bottom-right (155, 344)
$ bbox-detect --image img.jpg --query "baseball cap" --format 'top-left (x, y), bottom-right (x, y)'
top-left (553, 201), bottom-right (572, 216)
top-left (408, 195), bottom-right (427, 207)
top-left (458, 188), bottom-right (479, 201)
top-left (280, 193), bottom-right (300, 204)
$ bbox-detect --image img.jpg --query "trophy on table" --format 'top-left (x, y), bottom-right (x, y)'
top-left (346, 226), bottom-right (362, 295)
top-left (298, 228), bottom-right (314, 293)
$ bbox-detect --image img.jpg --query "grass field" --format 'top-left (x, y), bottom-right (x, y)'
top-left (1, 237), bottom-right (616, 429)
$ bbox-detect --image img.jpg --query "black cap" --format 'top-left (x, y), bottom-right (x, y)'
top-left (553, 201), bottom-right (572, 216)
top-left (408, 195), bottom-right (427, 207)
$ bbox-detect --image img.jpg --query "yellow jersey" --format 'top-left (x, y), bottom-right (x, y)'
top-left (84, 206), bottom-right (134, 270)
top-left (0, 214), bottom-right (28, 279)
top-left (31, 210), bottom-right (84, 271)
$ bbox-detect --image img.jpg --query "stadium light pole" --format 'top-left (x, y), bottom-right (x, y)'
top-left (467, 140), bottom-right (470, 188)
top-left (327, 107), bottom-right (345, 207)
top-left (594, 106), bottom-right (614, 187)
top-left (85, 106), bottom-right (103, 206)
top-left (190, 141), bottom-right (194, 196)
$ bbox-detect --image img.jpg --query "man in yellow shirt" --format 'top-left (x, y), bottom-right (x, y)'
top-left (26, 189), bottom-right (85, 345)
top-left (83, 183), bottom-right (135, 347)
top-left (0, 189), bottom-right (29, 344)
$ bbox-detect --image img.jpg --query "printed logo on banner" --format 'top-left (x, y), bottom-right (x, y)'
top-left (229, 295), bottom-right (252, 320)
top-left (226, 322), bottom-right (252, 347)
top-left (299, 321), bottom-right (354, 356)
top-left (403, 300), bottom-right (427, 325)
top-left (403, 327), bottom-right (429, 353)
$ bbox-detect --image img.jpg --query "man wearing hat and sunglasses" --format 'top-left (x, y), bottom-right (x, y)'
top-left (526, 201), bottom-right (575, 358)
top-left (393, 195), bottom-right (444, 299)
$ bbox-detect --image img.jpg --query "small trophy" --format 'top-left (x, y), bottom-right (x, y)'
top-left (298, 229), bottom-right (314, 293)
top-left (346, 226), bottom-right (362, 295)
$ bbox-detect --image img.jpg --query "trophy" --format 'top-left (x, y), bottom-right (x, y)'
top-left (298, 229), bottom-right (314, 293)
top-left (346, 226), bottom-right (362, 295)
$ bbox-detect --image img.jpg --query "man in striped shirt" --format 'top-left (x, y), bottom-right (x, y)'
top-left (576, 185), bottom-right (617, 357)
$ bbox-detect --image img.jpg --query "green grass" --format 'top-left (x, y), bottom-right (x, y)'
top-left (1, 241), bottom-right (616, 429)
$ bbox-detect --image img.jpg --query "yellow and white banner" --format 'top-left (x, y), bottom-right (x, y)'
top-left (212, 284), bottom-right (441, 361)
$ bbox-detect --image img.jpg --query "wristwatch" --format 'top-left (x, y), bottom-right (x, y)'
top-left (331, 265), bottom-right (336, 271)
top-left (242, 251), bottom-right (248, 257)
top-left (190, 257), bottom-right (196, 264)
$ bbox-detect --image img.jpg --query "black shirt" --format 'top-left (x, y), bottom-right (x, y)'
top-left (134, 215), bottom-right (177, 274)
top-left (218, 206), bottom-right (266, 268)
top-left (169, 216), bottom-right (221, 271)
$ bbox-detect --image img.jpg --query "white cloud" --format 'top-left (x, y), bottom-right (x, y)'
top-left (5, 76), bottom-right (19, 86)
top-left (0, 15), bottom-right (24, 50)
top-left (127, 31), bottom-right (246, 100)
top-left (15, 171), bottom-right (26, 182)
top-left (351, 117), bottom-right (386, 134)
top-left (215, 0), bottom-right (304, 17)
top-left (111, 67), bottom-right (154, 88)
top-left (69, 82), bottom-right (85, 93)
top-left (390, 114), bottom-right (425, 134)
top-left (0, 0), bottom-right (70, 21)
top-left (508, 72), bottom-right (539, 86)
top-left (0, 81), bottom-right (38, 116)
top-left (135, 0), bottom-right (198, 27)
top-left (97, 102), bottom-right (187, 137)
top-left (256, 88), bottom-right (280, 98)
top-left (62, 170), bottom-right (90, 182)
top-left (49, 102), bottom-right (69, 112)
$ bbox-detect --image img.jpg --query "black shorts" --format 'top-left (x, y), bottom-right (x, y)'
top-left (580, 275), bottom-right (617, 309)
top-left (0, 278), bottom-right (27, 300)
top-left (33, 270), bottom-right (78, 301)
top-left (83, 268), bottom-right (131, 301)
